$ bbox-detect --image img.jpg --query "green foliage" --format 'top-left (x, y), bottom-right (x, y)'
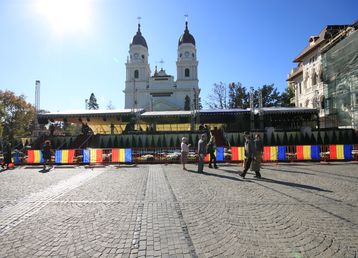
top-left (251, 84), bottom-right (281, 108)
top-left (88, 93), bottom-right (99, 110)
top-left (0, 90), bottom-right (36, 142)
top-left (63, 123), bottom-right (81, 136)
top-left (184, 95), bottom-right (191, 110)
top-left (228, 82), bottom-right (249, 109)
top-left (280, 86), bottom-right (295, 107)
top-left (207, 82), bottom-right (282, 109)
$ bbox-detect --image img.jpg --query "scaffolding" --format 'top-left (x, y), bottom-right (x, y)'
top-left (322, 29), bottom-right (358, 128)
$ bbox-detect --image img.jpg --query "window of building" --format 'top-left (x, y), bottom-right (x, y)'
top-left (299, 83), bottom-right (302, 94)
top-left (134, 70), bottom-right (139, 79)
top-left (320, 95), bottom-right (325, 109)
top-left (312, 69), bottom-right (317, 86)
top-left (305, 99), bottom-right (310, 107)
top-left (185, 68), bottom-right (190, 77)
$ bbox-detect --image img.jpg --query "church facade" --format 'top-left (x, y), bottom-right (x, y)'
top-left (123, 21), bottom-right (200, 111)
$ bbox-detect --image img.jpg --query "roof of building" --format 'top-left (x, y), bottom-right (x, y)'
top-left (293, 25), bottom-right (350, 62)
top-left (131, 24), bottom-right (148, 49)
top-left (141, 111), bottom-right (192, 117)
top-left (253, 107), bottom-right (318, 114)
top-left (38, 109), bottom-right (144, 118)
top-left (287, 65), bottom-right (303, 81)
top-left (178, 21), bottom-right (196, 46)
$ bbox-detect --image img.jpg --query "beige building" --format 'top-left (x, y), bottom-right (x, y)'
top-left (287, 23), bottom-right (357, 128)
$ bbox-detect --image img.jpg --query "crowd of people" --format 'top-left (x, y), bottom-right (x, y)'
top-left (181, 129), bottom-right (263, 178)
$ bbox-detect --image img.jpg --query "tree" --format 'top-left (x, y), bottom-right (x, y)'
top-left (88, 93), bottom-right (99, 110)
top-left (228, 82), bottom-right (249, 109)
top-left (0, 90), bottom-right (36, 142)
top-left (184, 95), bottom-right (191, 110)
top-left (280, 86), bottom-right (295, 107)
top-left (206, 82), bottom-right (228, 109)
top-left (107, 101), bottom-right (115, 110)
top-left (252, 84), bottom-right (281, 108)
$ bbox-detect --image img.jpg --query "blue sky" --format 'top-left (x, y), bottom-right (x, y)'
top-left (0, 0), bottom-right (357, 112)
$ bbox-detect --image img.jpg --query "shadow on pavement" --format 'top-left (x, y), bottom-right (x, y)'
top-left (186, 169), bottom-right (245, 182)
top-left (266, 167), bottom-right (314, 175)
top-left (257, 177), bottom-right (332, 192)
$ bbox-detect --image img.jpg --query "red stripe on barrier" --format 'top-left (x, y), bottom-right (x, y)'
top-left (330, 145), bottom-right (337, 160)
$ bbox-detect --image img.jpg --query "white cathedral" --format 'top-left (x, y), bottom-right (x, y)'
top-left (124, 21), bottom-right (200, 111)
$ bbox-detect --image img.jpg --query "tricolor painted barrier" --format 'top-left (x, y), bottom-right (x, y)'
top-left (55, 150), bottom-right (75, 164)
top-left (111, 148), bottom-right (132, 163)
top-left (277, 146), bottom-right (286, 161)
top-left (263, 146), bottom-right (278, 161)
top-left (296, 145), bottom-right (320, 160)
top-left (204, 147), bottom-right (225, 162)
top-left (83, 149), bottom-right (103, 164)
top-left (329, 144), bottom-right (352, 160)
top-left (231, 146), bottom-right (245, 161)
top-left (27, 150), bottom-right (43, 164)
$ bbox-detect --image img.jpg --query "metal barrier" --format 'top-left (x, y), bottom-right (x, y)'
top-left (1, 144), bottom-right (357, 167)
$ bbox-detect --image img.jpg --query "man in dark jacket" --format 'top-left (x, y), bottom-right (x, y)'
top-left (239, 132), bottom-right (261, 179)
top-left (42, 140), bottom-right (53, 170)
top-left (197, 134), bottom-right (207, 173)
top-left (1, 142), bottom-right (12, 169)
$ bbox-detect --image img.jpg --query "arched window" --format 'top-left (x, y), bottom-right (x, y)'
top-left (134, 70), bottom-right (139, 79)
top-left (185, 68), bottom-right (190, 77)
top-left (312, 69), bottom-right (317, 86)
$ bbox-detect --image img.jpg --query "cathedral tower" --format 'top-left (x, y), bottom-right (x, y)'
top-left (176, 20), bottom-right (199, 109)
top-left (124, 22), bottom-right (151, 109)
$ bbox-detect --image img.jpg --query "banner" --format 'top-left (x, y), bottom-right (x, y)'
top-left (111, 148), bottom-right (132, 163)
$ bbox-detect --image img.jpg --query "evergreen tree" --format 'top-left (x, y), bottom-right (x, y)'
top-left (88, 93), bottom-right (99, 110)
top-left (280, 86), bottom-right (295, 107)
top-left (184, 95), bottom-right (191, 110)
top-left (228, 82), bottom-right (249, 109)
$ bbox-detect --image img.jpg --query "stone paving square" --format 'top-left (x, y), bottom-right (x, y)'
top-left (0, 162), bottom-right (357, 257)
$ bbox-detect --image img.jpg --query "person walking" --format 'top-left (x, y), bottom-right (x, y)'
top-left (207, 131), bottom-right (218, 169)
top-left (181, 137), bottom-right (190, 170)
top-left (251, 134), bottom-right (263, 178)
top-left (197, 134), bottom-right (207, 173)
top-left (240, 132), bottom-right (261, 179)
top-left (42, 140), bottom-right (53, 170)
top-left (1, 142), bottom-right (12, 169)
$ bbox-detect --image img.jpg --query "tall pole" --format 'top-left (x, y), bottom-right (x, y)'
top-left (250, 90), bottom-right (254, 131)
top-left (34, 80), bottom-right (41, 137)
top-left (259, 89), bottom-right (263, 130)
top-left (35, 80), bottom-right (40, 112)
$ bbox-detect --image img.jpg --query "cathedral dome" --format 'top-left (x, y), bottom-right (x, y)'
top-left (131, 24), bottom-right (148, 49)
top-left (178, 21), bottom-right (196, 46)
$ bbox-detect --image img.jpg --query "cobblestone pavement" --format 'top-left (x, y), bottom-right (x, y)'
top-left (0, 162), bottom-right (357, 257)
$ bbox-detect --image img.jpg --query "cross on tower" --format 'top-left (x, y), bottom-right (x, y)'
top-left (156, 59), bottom-right (165, 70)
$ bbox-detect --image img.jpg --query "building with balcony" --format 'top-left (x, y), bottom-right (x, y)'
top-left (287, 21), bottom-right (358, 128)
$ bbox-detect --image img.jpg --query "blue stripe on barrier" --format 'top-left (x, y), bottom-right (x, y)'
top-left (83, 150), bottom-right (90, 163)
top-left (216, 147), bottom-right (224, 161)
top-left (311, 145), bottom-right (320, 160)
top-left (125, 148), bottom-right (132, 162)
top-left (344, 144), bottom-right (352, 160)
top-left (55, 150), bottom-right (62, 163)
top-left (278, 146), bottom-right (286, 161)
